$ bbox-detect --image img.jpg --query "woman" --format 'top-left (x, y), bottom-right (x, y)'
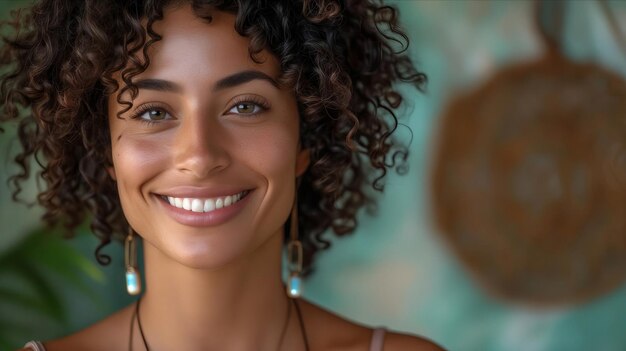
top-left (1, 0), bottom-right (440, 350)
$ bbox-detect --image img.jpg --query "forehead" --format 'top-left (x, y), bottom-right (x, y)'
top-left (132, 4), bottom-right (281, 87)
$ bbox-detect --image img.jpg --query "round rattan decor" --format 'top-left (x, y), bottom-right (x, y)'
top-left (431, 53), bottom-right (626, 305)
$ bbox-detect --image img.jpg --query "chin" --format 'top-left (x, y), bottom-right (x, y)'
top-left (156, 229), bottom-right (276, 271)
top-left (163, 239), bottom-right (248, 270)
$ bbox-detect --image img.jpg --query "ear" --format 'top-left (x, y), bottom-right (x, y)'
top-left (107, 166), bottom-right (117, 181)
top-left (295, 148), bottom-right (310, 177)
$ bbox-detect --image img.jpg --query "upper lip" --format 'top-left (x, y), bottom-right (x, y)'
top-left (154, 186), bottom-right (252, 199)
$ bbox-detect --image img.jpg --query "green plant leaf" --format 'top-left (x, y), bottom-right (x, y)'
top-left (12, 262), bottom-right (66, 322)
top-left (0, 223), bottom-right (107, 348)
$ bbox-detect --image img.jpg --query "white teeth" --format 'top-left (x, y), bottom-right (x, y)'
top-left (204, 198), bottom-right (215, 212)
top-left (163, 191), bottom-right (247, 213)
top-left (191, 199), bottom-right (203, 212)
top-left (182, 198), bottom-right (191, 210)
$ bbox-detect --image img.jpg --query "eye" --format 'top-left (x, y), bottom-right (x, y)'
top-left (226, 94), bottom-right (270, 116)
top-left (131, 104), bottom-right (174, 125)
top-left (139, 108), bottom-right (171, 121)
top-left (229, 102), bottom-right (262, 115)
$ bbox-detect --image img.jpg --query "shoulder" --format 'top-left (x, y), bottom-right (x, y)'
top-left (297, 299), bottom-right (445, 351)
top-left (25, 302), bottom-right (135, 351)
top-left (383, 331), bottom-right (447, 351)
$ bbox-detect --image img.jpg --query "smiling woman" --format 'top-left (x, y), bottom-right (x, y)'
top-left (107, 9), bottom-right (306, 276)
top-left (0, 0), bottom-right (439, 350)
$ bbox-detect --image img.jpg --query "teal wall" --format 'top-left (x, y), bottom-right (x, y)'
top-left (1, 1), bottom-right (625, 350)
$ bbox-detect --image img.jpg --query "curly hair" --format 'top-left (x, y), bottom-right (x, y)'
top-left (0, 0), bottom-right (425, 274)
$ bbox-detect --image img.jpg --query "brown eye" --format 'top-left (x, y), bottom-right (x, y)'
top-left (236, 102), bottom-right (256, 114)
top-left (142, 109), bottom-right (169, 121)
top-left (227, 101), bottom-right (265, 115)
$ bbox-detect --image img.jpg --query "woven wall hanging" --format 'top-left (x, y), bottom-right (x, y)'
top-left (431, 0), bottom-right (626, 305)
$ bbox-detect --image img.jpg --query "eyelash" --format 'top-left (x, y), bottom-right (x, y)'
top-left (228, 96), bottom-right (270, 115)
top-left (130, 103), bottom-right (168, 126)
top-left (130, 96), bottom-right (270, 126)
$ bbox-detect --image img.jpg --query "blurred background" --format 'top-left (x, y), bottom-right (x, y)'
top-left (1, 0), bottom-right (626, 350)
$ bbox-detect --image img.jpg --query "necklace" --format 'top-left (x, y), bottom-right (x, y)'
top-left (293, 298), bottom-right (310, 351)
top-left (129, 296), bottom-right (310, 351)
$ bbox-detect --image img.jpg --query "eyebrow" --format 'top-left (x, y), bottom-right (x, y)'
top-left (215, 70), bottom-right (279, 90)
top-left (133, 70), bottom-right (279, 93)
top-left (134, 79), bottom-right (181, 92)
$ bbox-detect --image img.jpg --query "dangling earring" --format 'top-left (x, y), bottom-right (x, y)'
top-left (125, 227), bottom-right (142, 296)
top-left (286, 193), bottom-right (303, 298)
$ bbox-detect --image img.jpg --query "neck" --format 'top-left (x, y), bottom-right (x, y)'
top-left (136, 232), bottom-right (292, 351)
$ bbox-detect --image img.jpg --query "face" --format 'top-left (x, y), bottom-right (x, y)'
top-left (107, 5), bottom-right (309, 269)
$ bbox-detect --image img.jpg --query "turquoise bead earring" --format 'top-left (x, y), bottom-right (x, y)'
top-left (125, 227), bottom-right (142, 296)
top-left (286, 194), bottom-right (303, 298)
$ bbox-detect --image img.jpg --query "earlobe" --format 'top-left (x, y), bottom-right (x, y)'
top-left (295, 149), bottom-right (310, 177)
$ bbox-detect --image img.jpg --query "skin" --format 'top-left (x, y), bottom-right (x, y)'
top-left (19, 4), bottom-right (444, 351)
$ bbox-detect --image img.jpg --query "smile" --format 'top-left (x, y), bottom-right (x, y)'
top-left (154, 189), bottom-right (253, 227)
top-left (161, 190), bottom-right (250, 213)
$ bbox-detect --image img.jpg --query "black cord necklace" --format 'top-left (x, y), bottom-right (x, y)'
top-left (129, 296), bottom-right (309, 351)
top-left (134, 298), bottom-right (149, 350)
top-left (293, 298), bottom-right (310, 351)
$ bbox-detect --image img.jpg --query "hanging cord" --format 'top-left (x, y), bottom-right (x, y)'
top-left (130, 295), bottom-right (304, 350)
top-left (135, 297), bottom-right (150, 350)
top-left (129, 304), bottom-right (137, 351)
top-left (597, 0), bottom-right (626, 59)
top-left (535, 0), bottom-right (626, 60)
top-left (276, 297), bottom-right (293, 350)
top-left (293, 299), bottom-right (310, 351)
top-left (534, 0), bottom-right (566, 54)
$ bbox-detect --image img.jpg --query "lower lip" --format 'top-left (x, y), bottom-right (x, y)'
top-left (154, 191), bottom-right (253, 227)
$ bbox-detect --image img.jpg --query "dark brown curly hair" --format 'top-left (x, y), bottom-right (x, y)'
top-left (0, 0), bottom-right (425, 274)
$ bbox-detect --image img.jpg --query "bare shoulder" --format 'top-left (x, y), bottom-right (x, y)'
top-left (35, 303), bottom-right (135, 351)
top-left (298, 299), bottom-right (445, 351)
top-left (384, 331), bottom-right (447, 351)
top-left (297, 298), bottom-right (371, 350)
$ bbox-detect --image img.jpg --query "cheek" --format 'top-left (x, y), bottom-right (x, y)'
top-left (244, 122), bottom-right (300, 229)
top-left (111, 135), bottom-right (170, 204)
top-left (239, 123), bottom-right (300, 181)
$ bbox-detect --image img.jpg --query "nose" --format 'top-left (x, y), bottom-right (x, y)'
top-left (173, 115), bottom-right (231, 178)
